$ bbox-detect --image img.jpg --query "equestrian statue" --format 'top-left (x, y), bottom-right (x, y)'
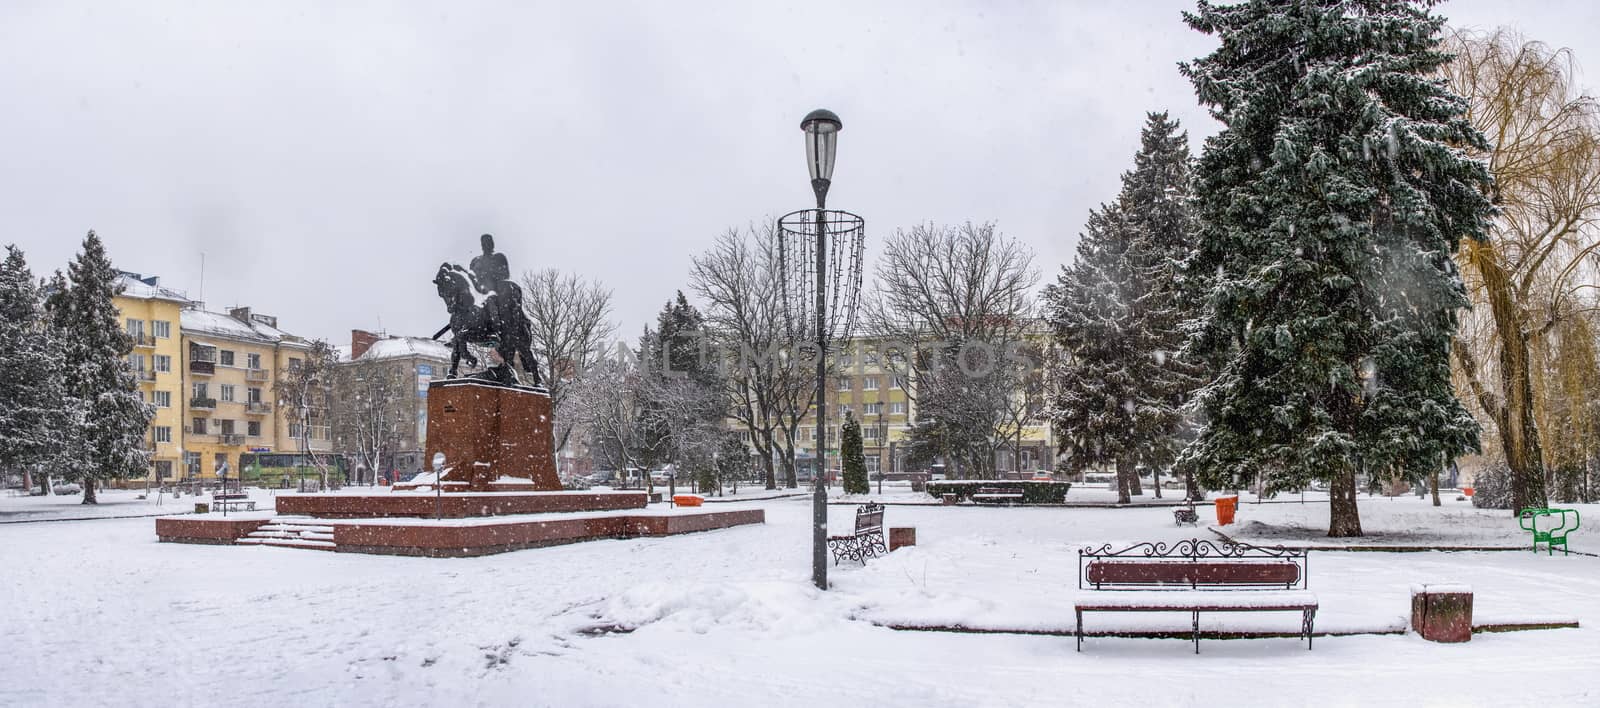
top-left (431, 233), bottom-right (542, 387)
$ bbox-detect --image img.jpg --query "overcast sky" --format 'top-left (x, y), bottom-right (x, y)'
top-left (3, 0), bottom-right (1597, 345)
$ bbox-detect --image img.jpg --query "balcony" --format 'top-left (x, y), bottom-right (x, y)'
top-left (246, 401), bottom-right (271, 415)
top-left (131, 333), bottom-right (156, 348)
top-left (220, 433), bottom-right (246, 446)
top-left (137, 368), bottom-right (157, 382)
top-left (245, 368), bottom-right (269, 382)
top-left (189, 360), bottom-right (215, 376)
top-left (190, 397), bottom-right (217, 410)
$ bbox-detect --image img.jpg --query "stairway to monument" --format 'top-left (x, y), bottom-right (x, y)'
top-left (235, 517), bottom-right (338, 550)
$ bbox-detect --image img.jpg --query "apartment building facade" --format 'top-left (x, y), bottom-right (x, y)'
top-left (331, 329), bottom-right (451, 481)
top-left (786, 334), bottom-right (1055, 477)
top-left (114, 273), bottom-right (193, 482)
top-left (180, 307), bottom-right (333, 480)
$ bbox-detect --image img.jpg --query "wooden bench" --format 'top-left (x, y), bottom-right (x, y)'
top-left (1075, 539), bottom-right (1316, 653)
top-left (971, 487), bottom-right (1025, 505)
top-left (826, 503), bottom-right (887, 565)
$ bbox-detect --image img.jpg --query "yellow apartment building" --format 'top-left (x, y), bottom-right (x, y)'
top-left (788, 332), bottom-right (1055, 478)
top-left (114, 272), bottom-right (193, 483)
top-left (179, 306), bottom-right (332, 480)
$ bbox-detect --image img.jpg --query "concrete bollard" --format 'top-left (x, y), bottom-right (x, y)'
top-left (889, 527), bottom-right (917, 552)
top-left (1411, 584), bottom-right (1473, 642)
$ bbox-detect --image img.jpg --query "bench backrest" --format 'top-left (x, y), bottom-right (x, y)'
top-left (855, 503), bottom-right (884, 534)
top-left (1079, 539), bottom-right (1308, 590)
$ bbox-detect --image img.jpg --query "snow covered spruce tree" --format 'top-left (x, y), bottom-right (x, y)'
top-left (1046, 112), bottom-right (1203, 504)
top-left (1179, 0), bottom-right (1493, 536)
top-left (46, 232), bottom-right (153, 504)
top-left (0, 246), bottom-right (72, 494)
top-left (840, 411), bottom-right (869, 494)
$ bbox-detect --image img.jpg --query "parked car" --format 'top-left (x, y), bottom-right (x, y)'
top-left (585, 470), bottom-right (617, 486)
top-left (53, 482), bottom-right (82, 495)
top-left (1030, 470), bottom-right (1054, 481)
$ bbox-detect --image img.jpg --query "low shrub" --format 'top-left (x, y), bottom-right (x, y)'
top-left (925, 480), bottom-right (1073, 504)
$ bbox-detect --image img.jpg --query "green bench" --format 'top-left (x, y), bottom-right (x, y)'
top-left (1517, 508), bottom-right (1580, 555)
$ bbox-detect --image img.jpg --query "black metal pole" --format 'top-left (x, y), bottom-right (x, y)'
top-left (813, 200), bottom-right (829, 591)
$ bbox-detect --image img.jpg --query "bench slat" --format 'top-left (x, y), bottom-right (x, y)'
top-left (1087, 560), bottom-right (1300, 587)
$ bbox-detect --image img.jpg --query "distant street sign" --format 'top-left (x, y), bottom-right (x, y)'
top-left (249, 447), bottom-right (271, 453)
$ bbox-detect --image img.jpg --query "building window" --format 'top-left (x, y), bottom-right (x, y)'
top-left (153, 390), bottom-right (171, 408)
top-left (214, 453), bottom-right (228, 474)
top-left (890, 402), bottom-right (907, 415)
top-left (219, 350), bottom-right (235, 366)
top-left (289, 422), bottom-right (303, 439)
top-left (184, 452), bottom-right (201, 477)
top-left (247, 421), bottom-right (261, 437)
top-left (288, 357), bottom-right (302, 371)
top-left (866, 456), bottom-right (880, 473)
top-left (220, 384), bottom-right (236, 402)
top-left (836, 377), bottom-right (851, 392)
top-left (191, 418), bottom-right (207, 435)
top-left (153, 426), bottom-right (172, 443)
top-left (863, 402), bottom-right (882, 416)
top-left (154, 355), bottom-right (171, 372)
top-left (128, 353), bottom-right (146, 372)
top-left (839, 405), bottom-right (852, 418)
top-left (192, 382), bottom-right (208, 399)
top-left (125, 319), bottom-right (144, 337)
top-left (154, 460), bottom-right (173, 480)
top-left (248, 387), bottom-right (262, 403)
top-left (153, 320), bottom-right (170, 338)
top-left (863, 377), bottom-right (879, 391)
top-left (864, 426), bottom-right (880, 441)
top-left (220, 419), bottom-right (235, 435)
top-left (247, 352), bottom-right (262, 369)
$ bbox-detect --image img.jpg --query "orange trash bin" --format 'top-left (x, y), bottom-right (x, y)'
top-left (673, 494), bottom-right (704, 507)
top-left (1214, 495), bottom-right (1238, 525)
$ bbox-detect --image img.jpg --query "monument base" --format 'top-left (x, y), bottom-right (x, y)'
top-left (273, 490), bottom-right (646, 519)
top-left (423, 379), bottom-right (561, 492)
top-left (156, 505), bottom-right (765, 556)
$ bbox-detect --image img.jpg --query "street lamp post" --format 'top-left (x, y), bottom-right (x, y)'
top-left (805, 109), bottom-right (838, 591)
top-left (778, 109), bottom-right (863, 591)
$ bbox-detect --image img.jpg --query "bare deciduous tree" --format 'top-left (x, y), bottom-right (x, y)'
top-left (329, 362), bottom-right (409, 484)
top-left (868, 222), bottom-right (1040, 479)
top-left (1443, 29), bottom-right (1600, 511)
top-left (690, 224), bottom-right (815, 489)
top-left (521, 268), bottom-right (616, 469)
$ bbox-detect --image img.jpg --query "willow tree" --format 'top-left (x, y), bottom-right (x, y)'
top-left (1441, 29), bottom-right (1600, 512)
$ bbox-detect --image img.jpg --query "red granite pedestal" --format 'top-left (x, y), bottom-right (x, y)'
top-left (393, 379), bottom-right (559, 492)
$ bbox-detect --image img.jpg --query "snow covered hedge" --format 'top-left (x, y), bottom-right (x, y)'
top-left (1470, 463), bottom-right (1514, 510)
top-left (925, 480), bottom-right (1073, 504)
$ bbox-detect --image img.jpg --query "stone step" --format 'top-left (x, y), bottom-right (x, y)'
top-left (236, 537), bottom-right (337, 550)
top-left (256, 523), bottom-right (335, 534)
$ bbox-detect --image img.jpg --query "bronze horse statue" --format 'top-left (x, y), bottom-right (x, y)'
top-left (432, 262), bottom-right (542, 386)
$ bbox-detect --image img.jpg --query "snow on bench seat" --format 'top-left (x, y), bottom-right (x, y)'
top-left (1075, 590), bottom-right (1318, 611)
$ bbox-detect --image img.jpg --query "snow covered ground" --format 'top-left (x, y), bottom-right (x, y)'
top-left (1, 494), bottom-right (1596, 707)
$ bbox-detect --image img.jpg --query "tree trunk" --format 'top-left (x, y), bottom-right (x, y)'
top-left (1126, 463), bottom-right (1144, 496)
top-left (1152, 466), bottom-right (1163, 499)
top-left (1469, 249), bottom-right (1549, 514)
top-left (1430, 467), bottom-right (1441, 507)
top-left (82, 477), bottom-right (98, 505)
top-left (762, 431), bottom-right (777, 490)
top-left (1114, 458), bottom-right (1132, 505)
top-left (1328, 466), bottom-right (1362, 537)
top-left (783, 448), bottom-right (797, 489)
top-left (1185, 470), bottom-right (1200, 502)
